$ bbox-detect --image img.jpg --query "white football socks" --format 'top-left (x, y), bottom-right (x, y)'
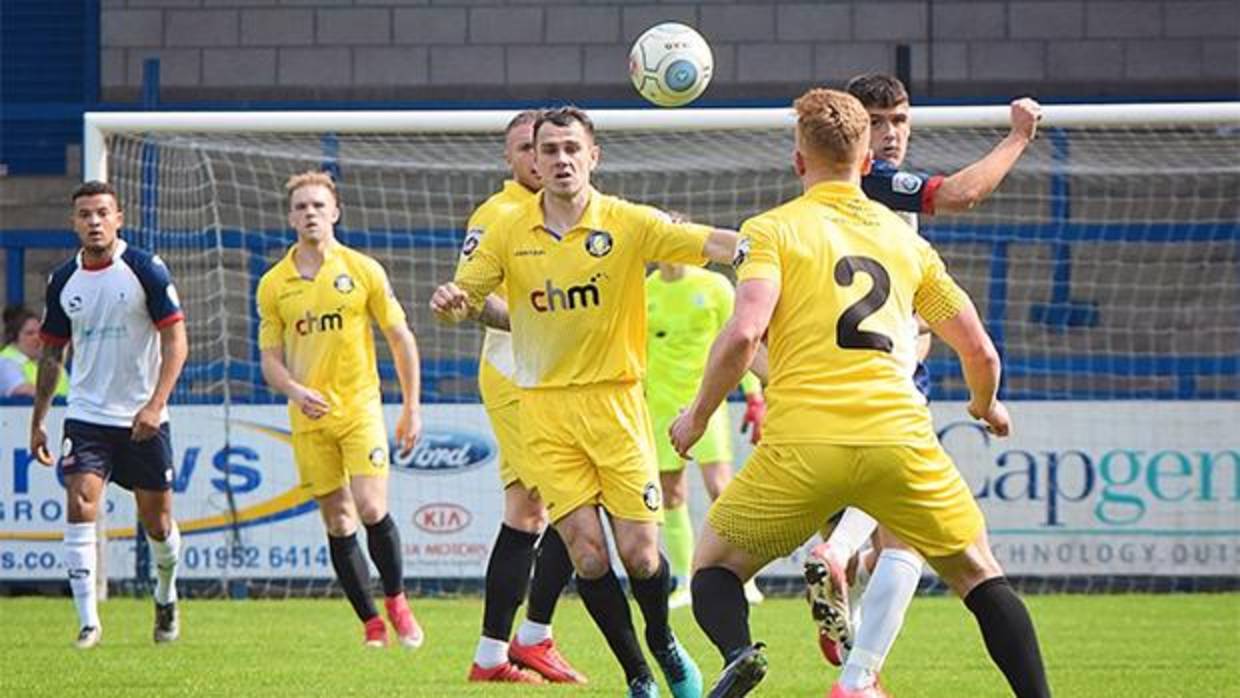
top-left (64, 522), bottom-right (100, 630)
top-left (516, 619), bottom-right (552, 646)
top-left (148, 521), bottom-right (181, 605)
top-left (474, 636), bottom-right (508, 668)
top-left (826, 508), bottom-right (879, 561)
top-left (840, 548), bottom-right (923, 690)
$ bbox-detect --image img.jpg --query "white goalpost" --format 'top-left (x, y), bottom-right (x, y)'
top-left (72, 102), bottom-right (1238, 597)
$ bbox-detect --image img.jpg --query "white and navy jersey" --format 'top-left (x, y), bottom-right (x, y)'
top-left (862, 159), bottom-right (945, 231)
top-left (40, 239), bottom-right (183, 427)
top-left (862, 159), bottom-right (943, 398)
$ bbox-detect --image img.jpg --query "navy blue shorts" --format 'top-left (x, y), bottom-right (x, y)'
top-left (58, 419), bottom-right (174, 492)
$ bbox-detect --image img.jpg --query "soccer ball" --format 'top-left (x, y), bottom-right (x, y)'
top-left (629, 23), bottom-right (714, 108)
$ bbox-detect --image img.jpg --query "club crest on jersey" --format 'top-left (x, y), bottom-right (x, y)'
top-left (642, 482), bottom-right (662, 512)
top-left (67, 295), bottom-right (83, 313)
top-left (333, 274), bottom-right (355, 294)
top-left (369, 447), bottom-right (387, 467)
top-left (892, 172), bottom-right (923, 195)
top-left (585, 230), bottom-right (613, 257)
top-left (461, 229), bottom-right (483, 257)
top-left (732, 237), bottom-right (750, 268)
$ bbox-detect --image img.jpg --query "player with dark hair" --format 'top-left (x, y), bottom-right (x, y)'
top-left (257, 171), bottom-right (424, 649)
top-left (672, 88), bottom-right (1050, 698)
top-left (30, 180), bottom-right (188, 649)
top-left (462, 110), bottom-right (585, 685)
top-left (433, 105), bottom-right (738, 697)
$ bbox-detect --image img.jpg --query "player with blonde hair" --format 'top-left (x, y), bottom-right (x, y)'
top-left (257, 171), bottom-right (424, 649)
top-left (671, 89), bottom-right (1050, 698)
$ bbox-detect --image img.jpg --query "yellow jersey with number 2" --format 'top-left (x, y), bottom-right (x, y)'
top-left (734, 180), bottom-right (968, 447)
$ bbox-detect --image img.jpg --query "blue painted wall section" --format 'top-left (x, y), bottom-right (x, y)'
top-left (0, 0), bottom-right (98, 175)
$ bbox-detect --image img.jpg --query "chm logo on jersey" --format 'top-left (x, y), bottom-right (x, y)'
top-left (585, 230), bottom-right (613, 257)
top-left (892, 172), bottom-right (923, 195)
top-left (333, 274), bottom-right (355, 294)
top-left (530, 278), bottom-right (601, 312)
top-left (732, 237), bottom-right (750, 268)
top-left (461, 229), bottom-right (483, 257)
top-left (295, 309), bottom-right (344, 335)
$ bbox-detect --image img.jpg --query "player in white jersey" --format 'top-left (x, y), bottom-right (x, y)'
top-left (811, 73), bottom-right (1042, 693)
top-left (30, 181), bottom-right (189, 649)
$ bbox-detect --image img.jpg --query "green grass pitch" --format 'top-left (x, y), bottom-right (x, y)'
top-left (3, 593), bottom-right (1237, 696)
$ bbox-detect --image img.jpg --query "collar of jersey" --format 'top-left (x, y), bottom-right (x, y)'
top-left (805, 180), bottom-right (864, 201)
top-left (501, 179), bottom-right (537, 204)
top-left (530, 186), bottom-right (603, 240)
top-left (280, 240), bottom-right (342, 279)
top-left (77, 237), bottom-right (126, 271)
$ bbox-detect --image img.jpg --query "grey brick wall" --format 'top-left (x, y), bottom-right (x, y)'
top-left (98, 0), bottom-right (1237, 100)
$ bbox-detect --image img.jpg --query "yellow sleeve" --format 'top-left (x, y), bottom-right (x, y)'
top-left (634, 203), bottom-right (711, 265)
top-left (256, 274), bottom-right (283, 351)
top-left (733, 216), bottom-right (780, 284)
top-left (456, 205), bottom-right (488, 273)
top-left (453, 219), bottom-right (505, 312)
top-left (913, 243), bottom-right (970, 325)
top-left (364, 257), bottom-right (407, 330)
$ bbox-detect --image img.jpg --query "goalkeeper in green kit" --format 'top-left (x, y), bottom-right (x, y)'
top-left (645, 250), bottom-right (766, 609)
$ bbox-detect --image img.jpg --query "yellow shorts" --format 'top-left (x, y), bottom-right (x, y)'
top-left (707, 441), bottom-right (984, 561)
top-left (480, 359), bottom-right (528, 489)
top-left (291, 417), bottom-right (389, 498)
top-left (650, 400), bottom-right (734, 472)
top-left (485, 399), bottom-right (527, 488)
top-left (520, 381), bottom-right (662, 525)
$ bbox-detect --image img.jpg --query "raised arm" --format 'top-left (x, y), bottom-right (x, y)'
top-left (932, 98), bottom-right (1040, 213)
top-left (382, 323), bottom-right (422, 455)
top-left (29, 342), bottom-right (67, 465)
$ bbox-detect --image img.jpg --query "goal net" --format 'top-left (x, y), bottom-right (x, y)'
top-left (57, 104), bottom-right (1240, 597)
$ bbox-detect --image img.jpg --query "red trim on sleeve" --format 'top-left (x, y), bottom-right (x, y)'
top-left (921, 175), bottom-right (945, 216)
top-left (154, 311), bottom-right (184, 329)
top-left (39, 331), bottom-right (70, 347)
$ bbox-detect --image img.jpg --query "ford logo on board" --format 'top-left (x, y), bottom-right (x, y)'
top-left (392, 429), bottom-right (494, 475)
top-left (413, 503), bottom-right (473, 534)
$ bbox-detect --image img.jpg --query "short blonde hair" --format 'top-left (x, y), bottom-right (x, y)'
top-left (285, 170), bottom-right (339, 208)
top-left (792, 88), bottom-right (870, 167)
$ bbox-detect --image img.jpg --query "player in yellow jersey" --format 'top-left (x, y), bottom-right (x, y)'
top-left (432, 106), bottom-right (738, 698)
top-left (807, 73), bottom-right (1045, 680)
top-left (257, 171), bottom-right (424, 649)
top-left (644, 254), bottom-right (765, 610)
top-left (461, 110), bottom-right (585, 685)
top-left (670, 89), bottom-right (1050, 698)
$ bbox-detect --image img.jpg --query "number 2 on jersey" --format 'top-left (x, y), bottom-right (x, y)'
top-left (834, 256), bottom-right (894, 352)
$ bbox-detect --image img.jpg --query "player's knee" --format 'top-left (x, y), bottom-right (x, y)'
top-left (142, 516), bottom-right (172, 541)
top-left (355, 501), bottom-right (388, 526)
top-left (504, 494), bottom-right (547, 533)
top-left (322, 511), bottom-right (357, 537)
top-left (65, 490), bottom-right (98, 523)
top-left (572, 546), bottom-right (611, 580)
top-left (618, 541), bottom-right (660, 579)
